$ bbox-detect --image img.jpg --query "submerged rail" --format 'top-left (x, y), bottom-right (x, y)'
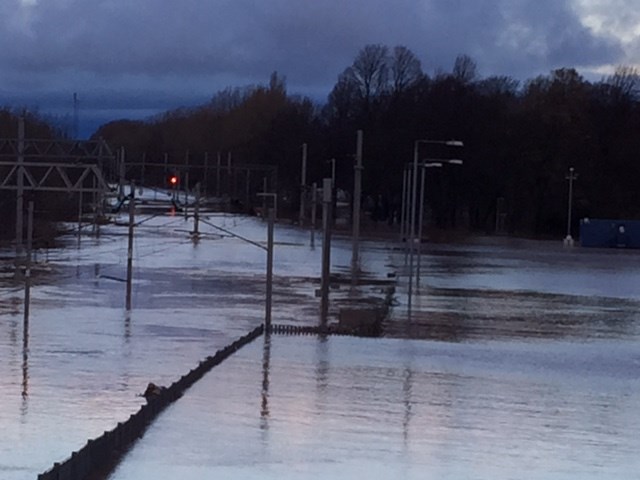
top-left (37, 325), bottom-right (264, 480)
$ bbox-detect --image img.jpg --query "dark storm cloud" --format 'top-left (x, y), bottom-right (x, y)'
top-left (0, 0), bottom-right (628, 135)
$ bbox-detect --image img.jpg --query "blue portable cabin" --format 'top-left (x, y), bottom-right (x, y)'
top-left (579, 218), bottom-right (640, 248)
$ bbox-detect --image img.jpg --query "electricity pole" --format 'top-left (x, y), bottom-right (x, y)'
top-left (564, 167), bottom-right (578, 247)
top-left (299, 143), bottom-right (307, 226)
top-left (351, 130), bottom-right (363, 277)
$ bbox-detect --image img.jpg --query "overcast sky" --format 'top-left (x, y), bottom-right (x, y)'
top-left (2, 0), bottom-right (639, 137)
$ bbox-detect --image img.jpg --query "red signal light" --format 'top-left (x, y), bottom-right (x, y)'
top-left (169, 175), bottom-right (179, 186)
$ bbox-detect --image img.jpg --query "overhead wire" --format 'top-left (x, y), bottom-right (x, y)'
top-left (199, 217), bottom-right (266, 251)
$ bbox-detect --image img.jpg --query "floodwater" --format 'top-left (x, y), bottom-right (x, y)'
top-left (2, 205), bottom-right (640, 479)
top-left (0, 208), bottom-right (391, 480)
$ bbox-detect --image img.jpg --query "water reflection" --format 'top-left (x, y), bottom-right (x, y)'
top-left (401, 341), bottom-right (414, 447)
top-left (124, 311), bottom-right (131, 342)
top-left (260, 333), bottom-right (271, 431)
top-left (315, 335), bottom-right (329, 412)
top-left (21, 314), bottom-right (29, 420)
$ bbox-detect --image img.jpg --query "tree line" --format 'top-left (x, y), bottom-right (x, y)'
top-left (3, 44), bottom-right (640, 237)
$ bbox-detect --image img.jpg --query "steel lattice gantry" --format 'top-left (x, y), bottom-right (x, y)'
top-left (0, 138), bottom-right (116, 193)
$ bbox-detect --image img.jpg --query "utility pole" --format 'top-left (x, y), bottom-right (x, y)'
top-left (408, 141), bottom-right (420, 304)
top-left (193, 182), bottom-right (200, 238)
top-left (320, 178), bottom-right (333, 322)
top-left (126, 182), bottom-right (135, 311)
top-left (203, 152), bottom-right (209, 196)
top-left (403, 167), bottom-right (412, 261)
top-left (118, 147), bottom-right (126, 201)
top-left (416, 164), bottom-right (426, 286)
top-left (216, 152), bottom-right (221, 198)
top-left (564, 167), bottom-right (578, 247)
top-left (245, 169), bottom-right (251, 211)
top-left (310, 182), bottom-right (317, 248)
top-left (299, 143), bottom-right (307, 226)
top-left (400, 167), bottom-right (408, 242)
top-left (16, 116), bottom-right (25, 262)
top-left (351, 130), bottom-right (363, 278)
top-left (262, 177), bottom-right (268, 220)
top-left (265, 207), bottom-right (274, 331)
top-left (77, 188), bottom-right (83, 248)
top-left (184, 171), bottom-right (189, 220)
top-left (24, 201), bottom-right (34, 325)
top-left (92, 176), bottom-right (98, 235)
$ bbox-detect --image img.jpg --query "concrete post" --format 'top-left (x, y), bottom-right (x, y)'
top-left (126, 182), bottom-right (135, 311)
top-left (193, 183), bottom-right (200, 237)
top-left (23, 201), bottom-right (33, 325)
top-left (118, 147), bottom-right (126, 201)
top-left (217, 152), bottom-right (221, 197)
top-left (310, 182), bottom-right (317, 248)
top-left (408, 142), bottom-right (419, 304)
top-left (203, 152), bottom-right (209, 196)
top-left (299, 143), bottom-right (307, 226)
top-left (184, 171), bottom-right (189, 220)
top-left (16, 116), bottom-right (25, 261)
top-left (265, 207), bottom-right (274, 330)
top-left (77, 189), bottom-right (83, 248)
top-left (262, 177), bottom-right (268, 221)
top-left (321, 178), bottom-right (332, 321)
top-left (400, 167), bottom-right (407, 242)
top-left (416, 165), bottom-right (426, 286)
top-left (351, 130), bottom-right (363, 277)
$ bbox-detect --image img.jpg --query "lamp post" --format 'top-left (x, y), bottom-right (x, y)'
top-left (416, 159), bottom-right (463, 286)
top-left (564, 167), bottom-right (578, 247)
top-left (408, 140), bottom-right (463, 304)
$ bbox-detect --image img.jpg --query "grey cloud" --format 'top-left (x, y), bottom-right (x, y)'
top-left (0, 0), bottom-right (631, 136)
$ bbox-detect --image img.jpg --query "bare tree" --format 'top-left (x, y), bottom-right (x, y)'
top-left (346, 44), bottom-right (390, 104)
top-left (452, 54), bottom-right (478, 84)
top-left (390, 46), bottom-right (422, 95)
top-left (605, 65), bottom-right (640, 101)
top-left (327, 73), bottom-right (360, 120)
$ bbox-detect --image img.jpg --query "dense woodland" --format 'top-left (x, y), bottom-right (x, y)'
top-left (3, 44), bottom-right (640, 238)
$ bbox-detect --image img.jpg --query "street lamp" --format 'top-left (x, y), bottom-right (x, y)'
top-left (416, 159), bottom-right (463, 285)
top-left (564, 166), bottom-right (578, 247)
top-left (408, 140), bottom-right (463, 303)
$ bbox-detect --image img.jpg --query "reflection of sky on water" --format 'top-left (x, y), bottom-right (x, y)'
top-left (388, 237), bottom-right (640, 342)
top-left (109, 336), bottom-right (640, 480)
top-left (2, 213), bottom-right (640, 479)
top-left (0, 213), bottom-right (390, 479)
